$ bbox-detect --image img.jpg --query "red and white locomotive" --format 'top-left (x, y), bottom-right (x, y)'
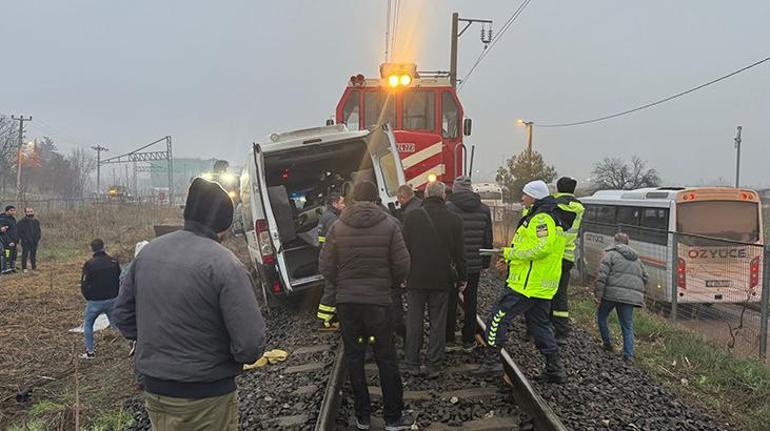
top-left (335, 63), bottom-right (472, 190)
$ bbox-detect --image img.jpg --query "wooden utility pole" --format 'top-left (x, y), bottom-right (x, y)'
top-left (11, 115), bottom-right (31, 200)
top-left (91, 145), bottom-right (109, 200)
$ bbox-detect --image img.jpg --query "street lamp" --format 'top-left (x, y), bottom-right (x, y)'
top-left (517, 119), bottom-right (534, 155)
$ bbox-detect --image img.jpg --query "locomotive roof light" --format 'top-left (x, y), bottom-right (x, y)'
top-left (380, 62), bottom-right (417, 89)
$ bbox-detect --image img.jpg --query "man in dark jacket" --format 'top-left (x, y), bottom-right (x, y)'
top-left (396, 185), bottom-right (422, 222)
top-left (446, 176), bottom-right (492, 351)
top-left (112, 178), bottom-right (266, 431)
top-left (402, 181), bottom-right (467, 378)
top-left (316, 192), bottom-right (345, 330)
top-left (79, 238), bottom-right (121, 359)
top-left (18, 208), bottom-right (42, 272)
top-left (0, 205), bottom-right (19, 273)
top-left (595, 232), bottom-right (648, 364)
top-left (320, 181), bottom-right (415, 431)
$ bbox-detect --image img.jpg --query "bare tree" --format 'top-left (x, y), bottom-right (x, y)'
top-left (68, 148), bottom-right (96, 198)
top-left (0, 116), bottom-right (20, 194)
top-left (592, 156), bottom-right (660, 190)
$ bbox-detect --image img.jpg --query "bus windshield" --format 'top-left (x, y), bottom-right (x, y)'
top-left (677, 201), bottom-right (760, 243)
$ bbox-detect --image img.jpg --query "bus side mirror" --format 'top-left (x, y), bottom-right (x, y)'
top-left (463, 118), bottom-right (472, 137)
top-left (325, 119), bottom-right (335, 126)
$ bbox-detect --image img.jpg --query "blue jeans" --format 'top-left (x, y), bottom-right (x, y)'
top-left (84, 299), bottom-right (115, 352)
top-left (597, 300), bottom-right (634, 358)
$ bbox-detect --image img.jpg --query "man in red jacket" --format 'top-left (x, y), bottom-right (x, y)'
top-left (320, 181), bottom-right (415, 431)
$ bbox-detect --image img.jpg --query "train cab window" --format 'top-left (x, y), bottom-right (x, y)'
top-left (342, 90), bottom-right (361, 130)
top-left (442, 92), bottom-right (460, 138)
top-left (402, 91), bottom-right (435, 131)
top-left (640, 208), bottom-right (670, 245)
top-left (365, 91), bottom-right (396, 129)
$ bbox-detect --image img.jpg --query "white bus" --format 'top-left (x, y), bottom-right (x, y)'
top-left (472, 182), bottom-right (504, 207)
top-left (579, 187), bottom-right (763, 305)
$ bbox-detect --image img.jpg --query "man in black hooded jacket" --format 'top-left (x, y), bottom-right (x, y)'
top-left (446, 176), bottom-right (492, 351)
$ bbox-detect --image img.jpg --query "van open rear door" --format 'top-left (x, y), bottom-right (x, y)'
top-left (251, 144), bottom-right (297, 294)
top-left (366, 124), bottom-right (407, 207)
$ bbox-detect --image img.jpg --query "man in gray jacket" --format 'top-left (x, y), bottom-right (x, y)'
top-left (112, 178), bottom-right (266, 431)
top-left (595, 232), bottom-right (648, 364)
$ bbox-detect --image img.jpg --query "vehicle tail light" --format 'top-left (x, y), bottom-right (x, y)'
top-left (271, 280), bottom-right (282, 294)
top-left (750, 256), bottom-right (760, 288)
top-left (677, 258), bottom-right (686, 289)
top-left (255, 219), bottom-right (275, 265)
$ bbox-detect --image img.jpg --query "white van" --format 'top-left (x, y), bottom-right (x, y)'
top-left (238, 124), bottom-right (406, 301)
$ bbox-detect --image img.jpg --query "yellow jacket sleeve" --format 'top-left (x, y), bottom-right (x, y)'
top-left (511, 213), bottom-right (559, 262)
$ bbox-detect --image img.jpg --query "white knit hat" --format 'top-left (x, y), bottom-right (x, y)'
top-left (522, 180), bottom-right (550, 200)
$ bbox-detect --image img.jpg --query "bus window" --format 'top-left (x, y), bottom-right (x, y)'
top-left (442, 92), bottom-right (460, 138)
top-left (402, 91), bottom-right (435, 131)
top-left (617, 206), bottom-right (641, 240)
top-left (677, 201), bottom-right (759, 243)
top-left (640, 208), bottom-right (669, 245)
top-left (342, 90), bottom-right (360, 130)
top-left (365, 91), bottom-right (396, 129)
top-left (378, 152), bottom-right (400, 197)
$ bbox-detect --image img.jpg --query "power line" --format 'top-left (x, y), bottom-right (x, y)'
top-left (535, 55), bottom-right (770, 128)
top-left (459, 0), bottom-right (534, 90)
top-left (391, 0), bottom-right (400, 56)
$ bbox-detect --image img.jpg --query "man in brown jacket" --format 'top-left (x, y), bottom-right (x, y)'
top-left (319, 181), bottom-right (415, 431)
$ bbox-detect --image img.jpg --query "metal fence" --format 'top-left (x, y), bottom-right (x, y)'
top-left (489, 204), bottom-right (770, 363)
top-left (3, 197), bottom-right (177, 214)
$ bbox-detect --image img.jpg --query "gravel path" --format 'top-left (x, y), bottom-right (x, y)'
top-left (476, 273), bottom-right (732, 431)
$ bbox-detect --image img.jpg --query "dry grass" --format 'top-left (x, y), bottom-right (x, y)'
top-left (0, 204), bottom-right (179, 429)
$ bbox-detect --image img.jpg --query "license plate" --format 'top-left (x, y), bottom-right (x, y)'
top-left (397, 143), bottom-right (416, 153)
top-left (706, 280), bottom-right (731, 288)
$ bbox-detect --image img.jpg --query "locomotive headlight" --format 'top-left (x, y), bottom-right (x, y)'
top-left (388, 75), bottom-right (400, 88)
top-left (201, 172), bottom-right (214, 181)
top-left (428, 173), bottom-right (437, 183)
top-left (399, 74), bottom-right (412, 86)
top-left (220, 173), bottom-right (236, 184)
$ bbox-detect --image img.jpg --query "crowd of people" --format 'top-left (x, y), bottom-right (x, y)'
top-left (0, 205), bottom-right (42, 274)
top-left (67, 174), bottom-right (649, 431)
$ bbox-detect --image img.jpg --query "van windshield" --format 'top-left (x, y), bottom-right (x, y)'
top-left (677, 201), bottom-right (760, 243)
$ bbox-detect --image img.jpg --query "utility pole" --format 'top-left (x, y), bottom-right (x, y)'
top-left (11, 115), bottom-right (32, 200)
top-left (449, 13), bottom-right (493, 88)
top-left (91, 145), bottom-right (109, 201)
top-left (734, 126), bottom-right (742, 188)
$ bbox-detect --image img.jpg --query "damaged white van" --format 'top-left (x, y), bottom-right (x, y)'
top-left (238, 124), bottom-right (406, 301)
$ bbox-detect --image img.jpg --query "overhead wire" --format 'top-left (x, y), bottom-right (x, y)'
top-left (459, 0), bottom-right (534, 90)
top-left (535, 55), bottom-right (770, 128)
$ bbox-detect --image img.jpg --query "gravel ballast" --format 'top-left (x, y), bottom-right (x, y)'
top-left (476, 272), bottom-right (732, 431)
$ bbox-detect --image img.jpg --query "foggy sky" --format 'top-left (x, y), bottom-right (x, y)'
top-left (1, 0), bottom-right (769, 188)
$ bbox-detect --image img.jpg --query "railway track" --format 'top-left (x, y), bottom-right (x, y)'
top-left (315, 292), bottom-right (567, 431)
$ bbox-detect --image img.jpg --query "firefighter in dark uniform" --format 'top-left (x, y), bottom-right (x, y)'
top-left (551, 177), bottom-right (585, 342)
top-left (476, 180), bottom-right (567, 382)
top-left (316, 192), bottom-right (346, 330)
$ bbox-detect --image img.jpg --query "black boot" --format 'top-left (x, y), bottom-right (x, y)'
top-left (539, 352), bottom-right (566, 384)
top-left (472, 347), bottom-right (503, 375)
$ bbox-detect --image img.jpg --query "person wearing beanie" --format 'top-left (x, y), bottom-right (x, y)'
top-left (475, 179), bottom-right (568, 383)
top-left (0, 205), bottom-right (19, 273)
top-left (319, 181), bottom-right (415, 430)
top-left (446, 176), bottom-right (492, 352)
top-left (112, 178), bottom-right (266, 430)
top-left (402, 181), bottom-right (467, 379)
top-left (549, 176), bottom-right (585, 342)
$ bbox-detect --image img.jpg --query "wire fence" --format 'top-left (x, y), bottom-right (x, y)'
top-left (489, 204), bottom-right (770, 363)
top-left (1, 196), bottom-right (178, 214)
